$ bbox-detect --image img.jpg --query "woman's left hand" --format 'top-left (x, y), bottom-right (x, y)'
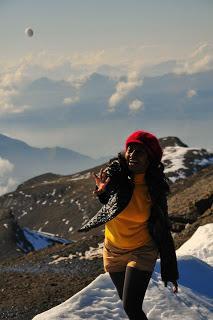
top-left (164, 281), bottom-right (178, 294)
top-left (172, 281), bottom-right (178, 293)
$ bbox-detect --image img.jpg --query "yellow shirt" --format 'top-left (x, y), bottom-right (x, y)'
top-left (105, 173), bottom-right (152, 249)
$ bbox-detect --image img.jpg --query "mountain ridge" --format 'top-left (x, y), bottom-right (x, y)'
top-left (0, 136), bottom-right (212, 260)
top-left (0, 133), bottom-right (104, 187)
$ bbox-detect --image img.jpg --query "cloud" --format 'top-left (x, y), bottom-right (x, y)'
top-left (10, 51), bottom-right (106, 82)
top-left (0, 57), bottom-right (32, 115)
top-left (1, 44), bottom-right (212, 118)
top-left (0, 157), bottom-right (16, 195)
top-left (0, 87), bottom-right (18, 113)
top-left (2, 45), bottom-right (165, 85)
top-left (0, 177), bottom-right (17, 196)
top-left (0, 45), bottom-right (169, 117)
top-left (63, 96), bottom-right (79, 105)
top-left (174, 43), bottom-right (213, 74)
top-left (71, 50), bottom-right (105, 67)
top-left (108, 71), bottom-right (143, 111)
top-left (0, 157), bottom-right (14, 176)
top-left (0, 51), bottom-right (104, 116)
top-left (0, 103), bottom-right (30, 115)
top-left (189, 44), bottom-right (208, 59)
top-left (187, 89), bottom-right (197, 98)
top-left (129, 99), bottom-right (144, 113)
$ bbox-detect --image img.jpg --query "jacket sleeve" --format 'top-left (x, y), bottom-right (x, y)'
top-left (95, 186), bottom-right (111, 204)
top-left (159, 229), bottom-right (179, 282)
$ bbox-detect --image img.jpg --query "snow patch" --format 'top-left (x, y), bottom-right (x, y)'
top-left (22, 228), bottom-right (71, 250)
top-left (34, 224), bottom-right (213, 320)
top-left (49, 243), bottom-right (103, 265)
top-left (176, 223), bottom-right (213, 266)
top-left (69, 172), bottom-right (91, 181)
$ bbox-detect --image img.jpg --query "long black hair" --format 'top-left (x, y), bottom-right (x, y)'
top-left (117, 151), bottom-right (170, 209)
top-left (145, 160), bottom-right (170, 208)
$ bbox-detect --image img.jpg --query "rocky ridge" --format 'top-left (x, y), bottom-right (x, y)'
top-left (0, 137), bottom-right (212, 261)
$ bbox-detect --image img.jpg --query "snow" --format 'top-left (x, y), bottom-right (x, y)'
top-left (51, 189), bottom-right (56, 196)
top-left (18, 210), bottom-right (28, 219)
top-left (69, 172), bottom-right (91, 181)
top-left (22, 228), bottom-right (71, 250)
top-left (162, 145), bottom-right (213, 182)
top-left (162, 146), bottom-right (213, 175)
top-left (33, 224), bottom-right (213, 320)
top-left (194, 157), bottom-right (213, 167)
top-left (169, 172), bottom-right (186, 183)
top-left (49, 243), bottom-right (103, 265)
top-left (176, 224), bottom-right (213, 266)
top-left (83, 243), bottom-right (103, 260)
top-left (162, 146), bottom-right (188, 173)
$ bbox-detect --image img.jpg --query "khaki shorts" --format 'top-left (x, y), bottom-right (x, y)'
top-left (103, 238), bottom-right (159, 273)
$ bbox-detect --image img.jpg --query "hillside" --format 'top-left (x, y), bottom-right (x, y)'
top-left (0, 136), bottom-right (212, 261)
top-left (0, 136), bottom-right (212, 319)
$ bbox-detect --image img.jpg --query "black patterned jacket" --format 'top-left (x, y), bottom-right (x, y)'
top-left (78, 154), bottom-right (179, 283)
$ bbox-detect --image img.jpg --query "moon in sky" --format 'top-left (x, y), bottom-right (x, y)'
top-left (25, 27), bottom-right (34, 37)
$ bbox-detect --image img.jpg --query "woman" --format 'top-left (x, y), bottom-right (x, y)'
top-left (78, 130), bottom-right (179, 320)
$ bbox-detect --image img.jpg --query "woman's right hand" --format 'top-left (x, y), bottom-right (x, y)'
top-left (92, 168), bottom-right (111, 195)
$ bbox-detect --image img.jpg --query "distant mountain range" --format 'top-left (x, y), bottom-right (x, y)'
top-left (3, 69), bottom-right (213, 126)
top-left (0, 133), bottom-right (110, 186)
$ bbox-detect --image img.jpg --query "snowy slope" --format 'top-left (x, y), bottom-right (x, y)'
top-left (176, 223), bottom-right (213, 266)
top-left (162, 146), bottom-right (213, 182)
top-left (33, 224), bottom-right (213, 320)
top-left (21, 228), bottom-right (71, 250)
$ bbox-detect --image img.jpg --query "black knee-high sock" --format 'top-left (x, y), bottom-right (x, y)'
top-left (109, 267), bottom-right (152, 320)
top-left (109, 270), bottom-right (125, 300)
top-left (122, 267), bottom-right (152, 320)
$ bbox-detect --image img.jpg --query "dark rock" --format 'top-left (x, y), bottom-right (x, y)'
top-left (159, 136), bottom-right (188, 148)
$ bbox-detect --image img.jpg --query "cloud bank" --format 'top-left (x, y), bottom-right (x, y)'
top-left (0, 157), bottom-right (16, 195)
top-left (108, 71), bottom-right (143, 111)
top-left (174, 43), bottom-right (213, 75)
top-left (1, 43), bottom-right (213, 117)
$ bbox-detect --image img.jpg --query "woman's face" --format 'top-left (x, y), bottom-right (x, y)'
top-left (125, 142), bottom-right (149, 173)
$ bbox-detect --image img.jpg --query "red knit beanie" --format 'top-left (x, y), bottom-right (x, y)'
top-left (125, 130), bottom-right (163, 162)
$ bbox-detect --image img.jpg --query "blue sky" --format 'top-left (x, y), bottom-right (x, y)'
top-left (1, 0), bottom-right (212, 63)
top-left (0, 0), bottom-right (213, 157)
